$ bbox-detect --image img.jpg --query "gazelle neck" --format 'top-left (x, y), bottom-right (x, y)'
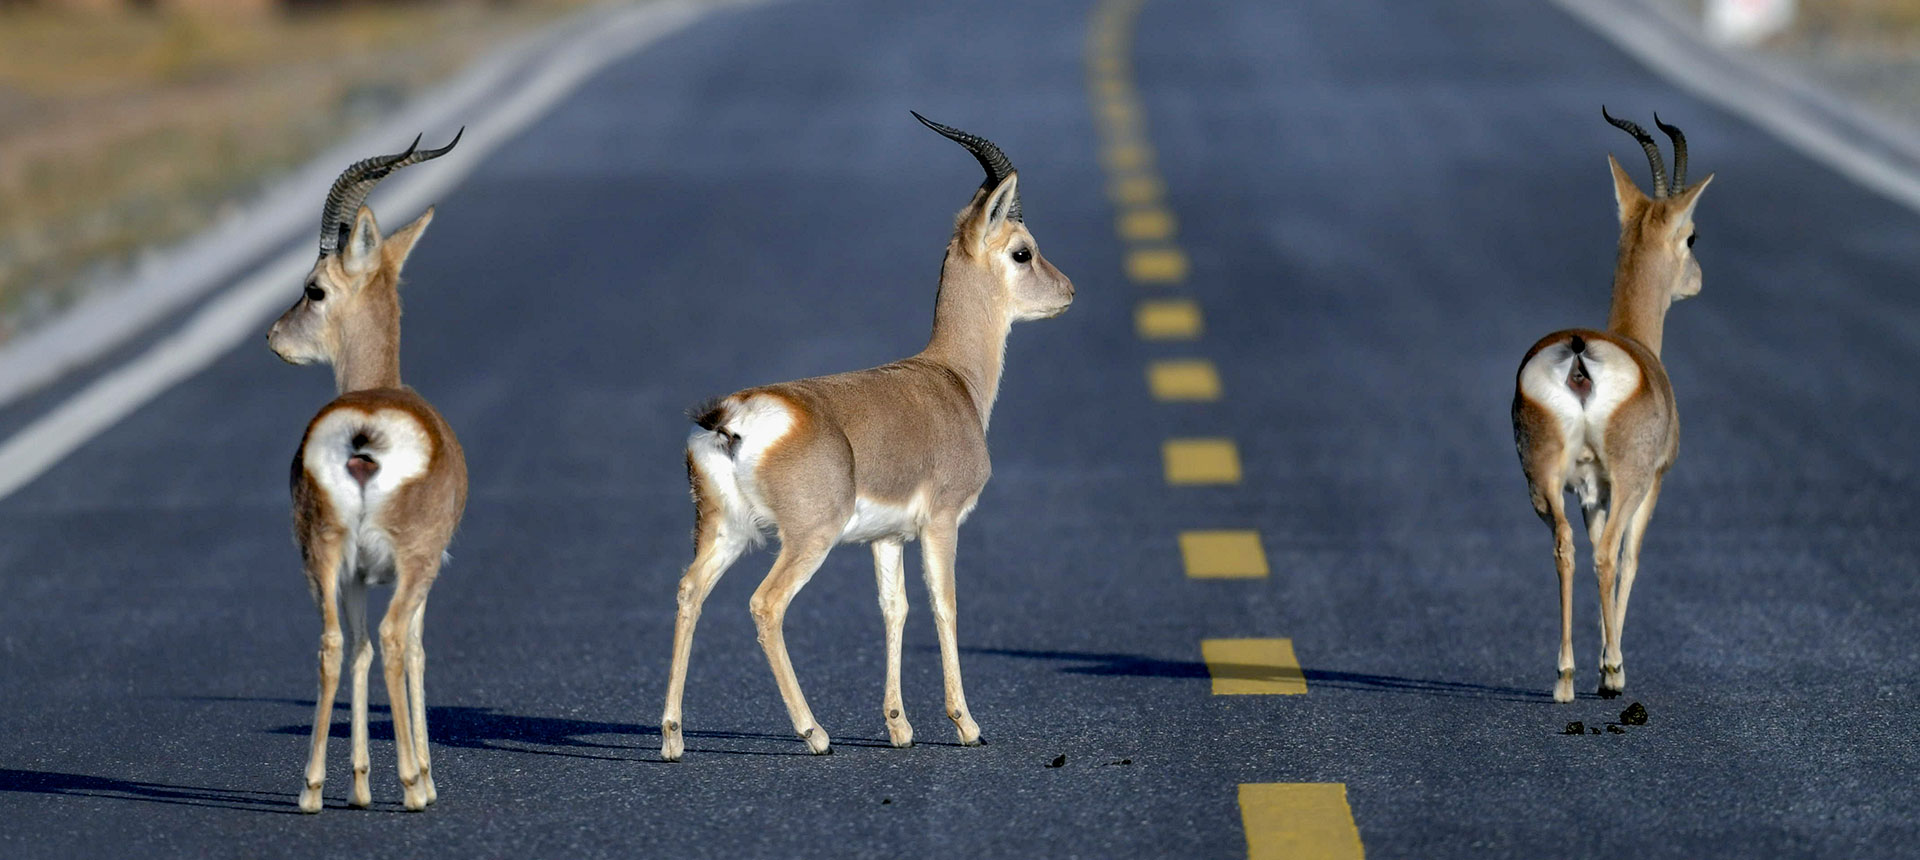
top-left (333, 288), bottom-right (402, 394)
top-left (1606, 242), bottom-right (1671, 358)
top-left (921, 253), bottom-right (1011, 431)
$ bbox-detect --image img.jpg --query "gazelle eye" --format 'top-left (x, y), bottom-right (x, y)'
top-left (305, 285), bottom-right (325, 302)
top-left (1686, 233), bottom-right (1697, 248)
top-left (1012, 247), bottom-right (1032, 264)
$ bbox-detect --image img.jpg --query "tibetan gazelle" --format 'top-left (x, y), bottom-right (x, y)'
top-left (1513, 109), bottom-right (1712, 703)
top-left (658, 113), bottom-right (1074, 760)
top-left (268, 132), bottom-right (468, 812)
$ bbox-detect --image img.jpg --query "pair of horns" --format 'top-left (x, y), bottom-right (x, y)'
top-left (912, 111), bottom-right (1022, 222)
top-left (1603, 107), bottom-right (1688, 198)
top-left (317, 128), bottom-right (464, 257)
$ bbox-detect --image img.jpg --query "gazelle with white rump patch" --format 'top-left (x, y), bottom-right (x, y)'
top-left (1513, 109), bottom-right (1712, 703)
top-left (658, 112), bottom-right (1074, 760)
top-left (268, 131), bottom-right (468, 812)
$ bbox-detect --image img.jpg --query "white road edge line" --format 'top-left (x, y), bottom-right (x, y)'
top-left (1553, 0), bottom-right (1920, 215)
top-left (0, 0), bottom-right (720, 501)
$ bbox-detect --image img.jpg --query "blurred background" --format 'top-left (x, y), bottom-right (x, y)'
top-left (0, 0), bottom-right (600, 341)
top-left (0, 0), bottom-right (1915, 347)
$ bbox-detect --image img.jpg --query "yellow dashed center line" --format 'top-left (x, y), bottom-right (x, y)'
top-left (1117, 207), bottom-right (1177, 242)
top-left (1147, 358), bottom-right (1222, 401)
top-left (1238, 783), bottom-right (1367, 860)
top-left (1179, 530), bottom-right (1268, 578)
top-left (1202, 638), bottom-right (1306, 695)
top-left (1135, 298), bottom-right (1203, 340)
top-left (1126, 247), bottom-right (1189, 284)
top-left (1089, 2), bottom-right (1360, 855)
top-left (1108, 174), bottom-right (1166, 207)
top-left (1102, 141), bottom-right (1155, 172)
top-left (1163, 438), bottom-right (1241, 485)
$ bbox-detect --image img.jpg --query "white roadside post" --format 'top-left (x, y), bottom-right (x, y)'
top-left (1705, 0), bottom-right (1795, 47)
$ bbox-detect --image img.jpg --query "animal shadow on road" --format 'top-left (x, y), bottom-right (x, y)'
top-left (0, 768), bottom-right (302, 814)
top-left (197, 697), bottom-right (910, 760)
top-left (966, 648), bottom-right (1553, 703)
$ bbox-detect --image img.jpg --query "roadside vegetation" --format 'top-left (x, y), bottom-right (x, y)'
top-left (0, 0), bottom-right (596, 342)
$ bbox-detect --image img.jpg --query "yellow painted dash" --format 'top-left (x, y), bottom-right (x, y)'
top-left (1163, 438), bottom-right (1241, 485)
top-left (1238, 783), bottom-right (1365, 860)
top-left (1179, 530), bottom-right (1267, 578)
top-left (1135, 298), bottom-right (1202, 340)
top-left (1103, 141), bottom-right (1154, 173)
top-left (1109, 174), bottom-right (1165, 206)
top-left (1126, 248), bottom-right (1188, 284)
top-left (1118, 207), bottom-right (1177, 242)
top-left (1202, 638), bottom-right (1305, 695)
top-left (1147, 358), bottom-right (1221, 401)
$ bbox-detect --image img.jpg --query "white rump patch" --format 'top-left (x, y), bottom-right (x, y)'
top-left (302, 406), bottom-right (433, 585)
top-left (1518, 337), bottom-right (1644, 480)
top-left (686, 393), bottom-right (797, 547)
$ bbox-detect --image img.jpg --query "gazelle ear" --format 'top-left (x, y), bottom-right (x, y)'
top-left (342, 206), bottom-right (383, 277)
top-left (381, 206), bottom-right (435, 274)
top-left (966, 172), bottom-right (1019, 253)
top-left (1609, 154), bottom-right (1649, 226)
top-left (1664, 173), bottom-right (1713, 235)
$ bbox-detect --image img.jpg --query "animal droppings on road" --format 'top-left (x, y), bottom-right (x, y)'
top-left (1621, 702), bottom-right (1648, 726)
top-left (1563, 722), bottom-right (1586, 735)
top-left (1047, 754), bottom-right (1067, 768)
top-left (1607, 725), bottom-right (1626, 734)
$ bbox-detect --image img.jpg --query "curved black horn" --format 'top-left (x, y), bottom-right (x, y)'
top-left (1602, 106), bottom-right (1667, 199)
top-left (317, 128), bottom-right (464, 256)
top-left (1653, 112), bottom-right (1687, 193)
top-left (910, 111), bottom-right (1022, 222)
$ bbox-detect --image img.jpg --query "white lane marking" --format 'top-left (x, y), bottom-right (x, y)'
top-left (1554, 0), bottom-right (1920, 214)
top-left (0, 0), bottom-right (722, 501)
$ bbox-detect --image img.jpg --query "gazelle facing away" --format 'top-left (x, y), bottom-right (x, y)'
top-left (268, 132), bottom-right (468, 812)
top-left (1513, 109), bottom-right (1712, 703)
top-left (658, 112), bottom-right (1073, 760)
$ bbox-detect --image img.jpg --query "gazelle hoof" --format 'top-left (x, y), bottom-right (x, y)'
top-left (1598, 664), bottom-right (1625, 697)
top-left (661, 720), bottom-right (685, 762)
top-left (800, 726), bottom-right (832, 755)
top-left (1553, 675), bottom-right (1574, 703)
top-left (886, 723), bottom-right (914, 748)
top-left (298, 785), bottom-right (324, 814)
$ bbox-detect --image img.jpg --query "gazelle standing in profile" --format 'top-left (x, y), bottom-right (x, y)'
top-left (268, 131), bottom-right (467, 812)
top-left (658, 112), bottom-right (1074, 760)
top-left (1513, 109), bottom-right (1712, 703)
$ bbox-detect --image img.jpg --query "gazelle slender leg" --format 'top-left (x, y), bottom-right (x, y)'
top-left (380, 553), bottom-right (439, 811)
top-left (921, 517), bottom-right (982, 744)
top-left (1607, 477), bottom-right (1663, 692)
top-left (749, 533), bottom-right (836, 754)
top-left (1534, 483), bottom-right (1578, 703)
top-left (405, 596), bottom-right (433, 805)
top-left (872, 539), bottom-right (913, 747)
top-left (343, 577), bottom-right (373, 808)
top-left (660, 519), bottom-right (749, 762)
top-left (299, 537), bottom-right (346, 814)
top-left (1592, 476), bottom-right (1644, 698)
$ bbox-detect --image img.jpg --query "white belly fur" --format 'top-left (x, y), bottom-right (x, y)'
top-left (1519, 337), bottom-right (1643, 498)
top-left (303, 407), bottom-right (432, 585)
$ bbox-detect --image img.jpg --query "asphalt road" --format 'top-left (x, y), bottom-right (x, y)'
top-left (2, 0), bottom-right (1917, 857)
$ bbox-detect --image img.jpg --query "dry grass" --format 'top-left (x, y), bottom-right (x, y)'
top-left (1790, 0), bottom-right (1920, 46)
top-left (0, 1), bottom-right (596, 339)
